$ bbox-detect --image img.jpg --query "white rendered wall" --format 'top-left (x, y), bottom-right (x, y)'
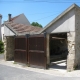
top-left (13, 14), bottom-right (30, 25)
top-left (0, 18), bottom-right (2, 40)
top-left (4, 25), bottom-right (15, 36)
top-left (1, 26), bottom-right (4, 41)
top-left (44, 9), bottom-right (75, 33)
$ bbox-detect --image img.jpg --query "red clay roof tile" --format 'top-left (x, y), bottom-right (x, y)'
top-left (6, 22), bottom-right (42, 34)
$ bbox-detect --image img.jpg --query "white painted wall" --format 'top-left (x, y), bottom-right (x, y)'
top-left (12, 14), bottom-right (30, 25)
top-left (0, 17), bottom-right (2, 40)
top-left (2, 14), bottom-right (31, 37)
top-left (4, 25), bottom-right (15, 36)
top-left (1, 26), bottom-right (4, 41)
top-left (44, 9), bottom-right (75, 33)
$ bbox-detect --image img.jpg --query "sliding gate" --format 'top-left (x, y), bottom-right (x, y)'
top-left (28, 34), bottom-right (47, 68)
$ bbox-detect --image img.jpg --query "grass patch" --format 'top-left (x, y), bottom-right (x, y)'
top-left (0, 41), bottom-right (4, 54)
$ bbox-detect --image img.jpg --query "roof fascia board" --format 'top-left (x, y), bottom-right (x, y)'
top-left (39, 4), bottom-right (79, 34)
top-left (17, 32), bottom-right (39, 36)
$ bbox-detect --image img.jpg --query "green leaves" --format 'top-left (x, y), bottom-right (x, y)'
top-left (31, 22), bottom-right (43, 28)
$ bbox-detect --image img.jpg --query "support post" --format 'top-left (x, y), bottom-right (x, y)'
top-left (46, 34), bottom-right (50, 66)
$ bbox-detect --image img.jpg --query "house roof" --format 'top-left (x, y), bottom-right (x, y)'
top-left (1, 14), bottom-right (23, 27)
top-left (39, 3), bottom-right (80, 34)
top-left (5, 14), bottom-right (22, 22)
top-left (4, 22), bottom-right (42, 35)
top-left (9, 14), bottom-right (20, 21)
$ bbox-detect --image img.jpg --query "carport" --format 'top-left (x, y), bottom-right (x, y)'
top-left (37, 4), bottom-right (78, 71)
top-left (49, 33), bottom-right (68, 62)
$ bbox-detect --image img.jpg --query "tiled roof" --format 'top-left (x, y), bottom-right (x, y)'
top-left (5, 22), bottom-right (42, 34)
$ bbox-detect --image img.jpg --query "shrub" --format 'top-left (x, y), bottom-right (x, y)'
top-left (0, 40), bottom-right (4, 54)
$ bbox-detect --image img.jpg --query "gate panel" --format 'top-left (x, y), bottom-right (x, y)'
top-left (28, 34), bottom-right (47, 68)
top-left (15, 51), bottom-right (27, 63)
top-left (15, 38), bottom-right (26, 50)
top-left (14, 36), bottom-right (28, 63)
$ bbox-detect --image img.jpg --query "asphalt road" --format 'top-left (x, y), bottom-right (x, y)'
top-left (0, 64), bottom-right (80, 80)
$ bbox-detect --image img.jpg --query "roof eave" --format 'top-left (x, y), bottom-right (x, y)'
top-left (39, 3), bottom-right (79, 34)
top-left (4, 22), bottom-right (18, 35)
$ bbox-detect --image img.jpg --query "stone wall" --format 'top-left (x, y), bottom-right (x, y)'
top-left (75, 7), bottom-right (80, 67)
top-left (4, 36), bottom-right (14, 60)
top-left (67, 32), bottom-right (76, 71)
top-left (66, 7), bottom-right (80, 71)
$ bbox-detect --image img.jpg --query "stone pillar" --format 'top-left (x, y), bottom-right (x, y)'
top-left (46, 34), bottom-right (50, 65)
top-left (4, 36), bottom-right (14, 61)
top-left (67, 32), bottom-right (76, 71)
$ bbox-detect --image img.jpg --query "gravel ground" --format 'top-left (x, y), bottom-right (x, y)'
top-left (0, 54), bottom-right (80, 77)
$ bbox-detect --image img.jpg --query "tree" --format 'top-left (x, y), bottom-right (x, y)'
top-left (31, 22), bottom-right (43, 28)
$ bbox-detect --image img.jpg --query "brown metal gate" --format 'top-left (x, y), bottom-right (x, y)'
top-left (28, 34), bottom-right (47, 68)
top-left (14, 36), bottom-right (28, 63)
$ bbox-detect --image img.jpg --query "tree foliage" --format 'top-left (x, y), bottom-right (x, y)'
top-left (31, 22), bottom-right (43, 28)
top-left (0, 40), bottom-right (4, 54)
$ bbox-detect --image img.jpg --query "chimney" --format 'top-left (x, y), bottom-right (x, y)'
top-left (8, 14), bottom-right (11, 21)
top-left (0, 14), bottom-right (2, 19)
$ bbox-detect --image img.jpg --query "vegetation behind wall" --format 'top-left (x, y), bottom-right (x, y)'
top-left (0, 40), bottom-right (4, 54)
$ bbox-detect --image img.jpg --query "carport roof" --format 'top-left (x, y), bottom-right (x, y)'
top-left (4, 22), bottom-right (42, 35)
top-left (39, 3), bottom-right (80, 34)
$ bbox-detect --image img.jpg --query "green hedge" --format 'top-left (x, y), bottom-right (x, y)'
top-left (0, 40), bottom-right (4, 54)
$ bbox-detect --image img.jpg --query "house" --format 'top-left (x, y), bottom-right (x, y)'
top-left (1, 13), bottom-right (31, 41)
top-left (5, 13), bottom-right (31, 25)
top-left (3, 14), bottom-right (42, 62)
top-left (0, 14), bottom-right (2, 40)
top-left (4, 3), bottom-right (80, 72)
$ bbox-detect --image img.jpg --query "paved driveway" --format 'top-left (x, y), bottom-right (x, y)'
top-left (0, 54), bottom-right (80, 79)
top-left (0, 64), bottom-right (61, 80)
top-left (0, 64), bottom-right (80, 80)
top-left (0, 64), bottom-right (56, 80)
